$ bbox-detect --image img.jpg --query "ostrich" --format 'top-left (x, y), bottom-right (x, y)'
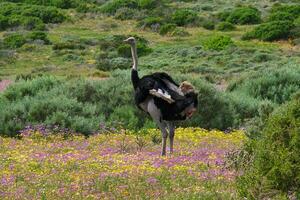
top-left (124, 37), bottom-right (198, 156)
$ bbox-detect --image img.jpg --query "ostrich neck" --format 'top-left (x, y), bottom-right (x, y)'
top-left (131, 43), bottom-right (138, 70)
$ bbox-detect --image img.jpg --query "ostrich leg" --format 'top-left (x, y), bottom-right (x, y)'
top-left (146, 99), bottom-right (168, 156)
top-left (159, 123), bottom-right (168, 156)
top-left (167, 122), bottom-right (175, 154)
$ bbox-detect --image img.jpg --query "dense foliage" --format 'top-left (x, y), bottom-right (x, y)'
top-left (237, 96), bottom-right (300, 199)
top-left (219, 6), bottom-right (261, 25)
top-left (0, 72), bottom-right (264, 137)
top-left (171, 9), bottom-right (198, 26)
top-left (3, 31), bottom-right (50, 48)
top-left (216, 22), bottom-right (235, 31)
top-left (243, 20), bottom-right (294, 41)
top-left (228, 66), bottom-right (300, 104)
top-left (203, 35), bottom-right (234, 51)
top-left (0, 2), bottom-right (66, 31)
top-left (243, 4), bottom-right (300, 41)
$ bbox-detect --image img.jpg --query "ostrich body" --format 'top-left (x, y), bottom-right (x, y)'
top-left (124, 37), bottom-right (198, 156)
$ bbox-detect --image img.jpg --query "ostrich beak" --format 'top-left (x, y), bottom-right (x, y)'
top-left (123, 38), bottom-right (130, 43)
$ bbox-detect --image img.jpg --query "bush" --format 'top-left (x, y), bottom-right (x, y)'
top-left (22, 6), bottom-right (66, 23)
top-left (0, 72), bottom-right (253, 136)
top-left (242, 20), bottom-right (294, 41)
top-left (50, 0), bottom-right (77, 9)
top-left (171, 9), bottom-right (198, 26)
top-left (203, 35), bottom-right (234, 51)
top-left (138, 16), bottom-right (163, 31)
top-left (3, 33), bottom-right (27, 48)
top-left (270, 4), bottom-right (300, 20)
top-left (27, 31), bottom-right (51, 44)
top-left (0, 2), bottom-right (66, 31)
top-left (176, 76), bottom-right (239, 130)
top-left (100, 0), bottom-right (139, 14)
top-left (159, 23), bottom-right (176, 35)
top-left (237, 97), bottom-right (300, 199)
top-left (200, 19), bottom-right (215, 30)
top-left (223, 6), bottom-right (261, 25)
top-left (228, 67), bottom-right (300, 104)
top-left (0, 15), bottom-right (8, 31)
top-left (109, 105), bottom-right (139, 129)
top-left (137, 0), bottom-right (158, 9)
top-left (268, 11), bottom-right (296, 22)
top-left (22, 16), bottom-right (45, 30)
top-left (3, 0), bottom-right (78, 9)
top-left (114, 7), bottom-right (136, 20)
top-left (216, 22), bottom-right (235, 31)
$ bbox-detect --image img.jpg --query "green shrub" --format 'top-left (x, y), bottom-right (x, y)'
top-left (216, 22), bottom-right (235, 31)
top-left (109, 105), bottom-right (139, 130)
top-left (171, 9), bottom-right (198, 26)
top-left (228, 67), bottom-right (300, 104)
top-left (3, 0), bottom-right (78, 9)
top-left (243, 20), bottom-right (294, 41)
top-left (217, 10), bottom-right (231, 21)
top-left (117, 44), bottom-right (132, 57)
top-left (50, 0), bottom-right (77, 9)
top-left (22, 16), bottom-right (45, 30)
top-left (200, 19), bottom-right (215, 30)
top-left (2, 14), bottom-right (45, 30)
top-left (100, 0), bottom-right (138, 14)
top-left (110, 57), bottom-right (131, 69)
top-left (27, 31), bottom-right (51, 44)
top-left (75, 3), bottom-right (92, 13)
top-left (0, 2), bottom-right (66, 30)
top-left (203, 35), bottom-right (234, 51)
top-left (270, 4), bottom-right (300, 20)
top-left (223, 7), bottom-right (261, 25)
top-left (268, 11), bottom-right (296, 22)
top-left (0, 72), bottom-right (253, 136)
top-left (3, 33), bottom-right (27, 48)
top-left (159, 23), bottom-right (176, 35)
top-left (138, 16), bottom-right (163, 30)
top-left (177, 76), bottom-right (239, 130)
top-left (237, 97), bottom-right (300, 199)
top-left (137, 0), bottom-right (158, 9)
top-left (22, 6), bottom-right (66, 23)
top-left (114, 7), bottom-right (136, 20)
top-left (0, 15), bottom-right (8, 31)
top-left (295, 16), bottom-right (300, 26)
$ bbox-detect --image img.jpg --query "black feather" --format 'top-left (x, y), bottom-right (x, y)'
top-left (132, 71), bottom-right (198, 121)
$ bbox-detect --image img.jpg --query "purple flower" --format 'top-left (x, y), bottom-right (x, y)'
top-left (147, 177), bottom-right (157, 185)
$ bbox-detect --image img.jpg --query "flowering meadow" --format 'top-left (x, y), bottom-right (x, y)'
top-left (0, 128), bottom-right (246, 199)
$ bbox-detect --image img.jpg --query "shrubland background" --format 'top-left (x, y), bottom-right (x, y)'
top-left (0, 0), bottom-right (300, 199)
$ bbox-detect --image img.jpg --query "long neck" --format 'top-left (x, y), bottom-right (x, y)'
top-left (131, 43), bottom-right (138, 70)
top-left (130, 43), bottom-right (139, 90)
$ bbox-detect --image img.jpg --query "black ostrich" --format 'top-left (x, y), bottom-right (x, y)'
top-left (124, 37), bottom-right (198, 156)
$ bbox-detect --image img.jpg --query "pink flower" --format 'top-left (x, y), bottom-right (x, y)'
top-left (147, 177), bottom-right (158, 185)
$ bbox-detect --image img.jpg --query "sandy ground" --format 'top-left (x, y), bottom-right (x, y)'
top-left (0, 79), bottom-right (13, 92)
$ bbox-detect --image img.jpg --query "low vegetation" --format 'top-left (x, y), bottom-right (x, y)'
top-left (0, 128), bottom-right (245, 199)
top-left (237, 96), bottom-right (300, 199)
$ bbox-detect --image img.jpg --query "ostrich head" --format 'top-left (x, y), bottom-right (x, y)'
top-left (124, 37), bottom-right (136, 46)
top-left (124, 37), bottom-right (138, 70)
